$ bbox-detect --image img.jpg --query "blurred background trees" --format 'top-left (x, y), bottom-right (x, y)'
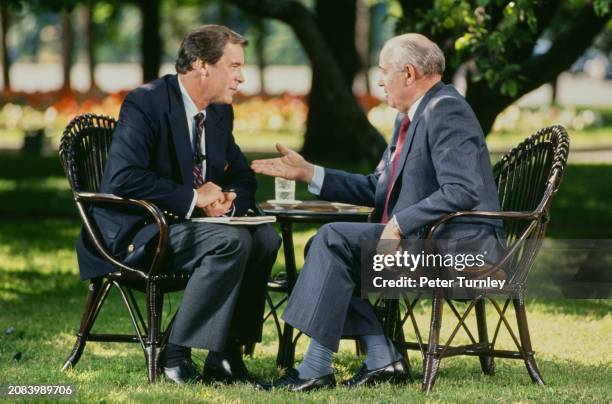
top-left (0, 0), bottom-right (610, 166)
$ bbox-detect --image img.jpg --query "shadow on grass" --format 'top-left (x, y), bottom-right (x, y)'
top-left (0, 269), bottom-right (82, 301)
top-left (0, 219), bottom-right (80, 254)
top-left (1, 148), bottom-right (611, 240)
top-left (527, 298), bottom-right (612, 319)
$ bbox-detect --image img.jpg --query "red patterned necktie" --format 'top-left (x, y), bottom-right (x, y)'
top-left (381, 116), bottom-right (411, 224)
top-left (193, 112), bottom-right (205, 188)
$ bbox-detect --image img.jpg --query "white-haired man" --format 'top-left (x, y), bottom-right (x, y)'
top-left (252, 33), bottom-right (503, 391)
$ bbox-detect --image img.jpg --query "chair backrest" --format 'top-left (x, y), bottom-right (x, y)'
top-left (59, 114), bottom-right (116, 193)
top-left (493, 125), bottom-right (569, 283)
top-left (493, 125), bottom-right (569, 242)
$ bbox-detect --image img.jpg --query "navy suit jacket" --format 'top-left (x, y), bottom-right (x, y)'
top-left (319, 81), bottom-right (504, 241)
top-left (76, 74), bottom-right (256, 280)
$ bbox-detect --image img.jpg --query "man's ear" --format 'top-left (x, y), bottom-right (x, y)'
top-left (193, 59), bottom-right (209, 77)
top-left (404, 64), bottom-right (417, 85)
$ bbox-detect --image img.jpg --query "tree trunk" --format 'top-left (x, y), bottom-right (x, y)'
top-left (228, 0), bottom-right (386, 167)
top-left (61, 7), bottom-right (73, 92)
top-left (301, 0), bottom-right (384, 166)
top-left (355, 0), bottom-right (371, 95)
top-left (550, 75), bottom-right (559, 106)
top-left (0, 1), bottom-right (10, 91)
top-left (254, 18), bottom-right (266, 94)
top-left (85, 0), bottom-right (97, 91)
top-left (139, 0), bottom-right (161, 83)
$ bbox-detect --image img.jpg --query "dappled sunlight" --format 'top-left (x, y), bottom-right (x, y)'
top-left (0, 159), bottom-right (610, 400)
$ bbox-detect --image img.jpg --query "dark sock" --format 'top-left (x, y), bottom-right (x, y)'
top-left (223, 339), bottom-right (242, 359)
top-left (164, 342), bottom-right (191, 367)
top-left (361, 335), bottom-right (402, 370)
top-left (296, 338), bottom-right (334, 379)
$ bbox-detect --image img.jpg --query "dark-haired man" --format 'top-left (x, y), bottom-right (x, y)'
top-left (76, 25), bottom-right (281, 384)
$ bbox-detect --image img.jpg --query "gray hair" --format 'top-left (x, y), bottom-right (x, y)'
top-left (382, 33), bottom-right (445, 76)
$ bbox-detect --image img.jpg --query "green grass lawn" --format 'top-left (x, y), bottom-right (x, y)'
top-left (0, 153), bottom-right (611, 402)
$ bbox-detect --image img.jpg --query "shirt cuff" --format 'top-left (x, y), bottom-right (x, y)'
top-left (391, 215), bottom-right (404, 236)
top-left (222, 203), bottom-right (236, 217)
top-left (307, 165), bottom-right (325, 195)
top-left (185, 189), bottom-right (198, 219)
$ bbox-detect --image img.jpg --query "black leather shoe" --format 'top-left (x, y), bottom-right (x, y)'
top-left (261, 368), bottom-right (336, 392)
top-left (342, 358), bottom-right (411, 387)
top-left (203, 351), bottom-right (258, 384)
top-left (163, 358), bottom-right (203, 384)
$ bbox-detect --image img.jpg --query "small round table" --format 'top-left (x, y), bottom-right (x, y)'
top-left (259, 200), bottom-right (373, 368)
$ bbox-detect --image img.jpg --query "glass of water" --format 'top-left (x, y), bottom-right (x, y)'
top-left (275, 177), bottom-right (296, 202)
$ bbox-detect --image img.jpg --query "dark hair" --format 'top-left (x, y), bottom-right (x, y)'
top-left (175, 25), bottom-right (248, 73)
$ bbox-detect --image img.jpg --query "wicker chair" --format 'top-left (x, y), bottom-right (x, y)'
top-left (59, 113), bottom-right (191, 383)
top-left (378, 125), bottom-right (570, 392)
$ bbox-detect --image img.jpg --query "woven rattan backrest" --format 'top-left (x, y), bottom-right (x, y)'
top-left (493, 125), bottom-right (570, 243)
top-left (59, 114), bottom-right (116, 193)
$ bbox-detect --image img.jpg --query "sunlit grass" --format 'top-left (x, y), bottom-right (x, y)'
top-left (0, 153), bottom-right (611, 402)
top-left (0, 219), bottom-right (611, 402)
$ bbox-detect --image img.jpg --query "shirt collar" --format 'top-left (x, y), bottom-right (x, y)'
top-left (177, 74), bottom-right (206, 120)
top-left (406, 94), bottom-right (423, 121)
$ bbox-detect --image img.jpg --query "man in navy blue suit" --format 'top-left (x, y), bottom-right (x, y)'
top-left (76, 25), bottom-right (280, 384)
top-left (252, 33), bottom-right (503, 391)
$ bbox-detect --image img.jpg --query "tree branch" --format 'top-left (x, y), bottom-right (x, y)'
top-left (520, 4), bottom-right (608, 95)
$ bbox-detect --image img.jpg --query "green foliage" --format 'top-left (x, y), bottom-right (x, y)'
top-left (396, 0), bottom-right (611, 98)
top-left (594, 0), bottom-right (611, 16)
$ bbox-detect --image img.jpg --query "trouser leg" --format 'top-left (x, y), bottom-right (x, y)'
top-left (228, 223), bottom-right (281, 344)
top-left (282, 222), bottom-right (385, 351)
top-left (167, 222), bottom-right (252, 352)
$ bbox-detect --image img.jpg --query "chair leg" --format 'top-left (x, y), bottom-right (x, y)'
top-left (475, 299), bottom-right (495, 375)
top-left (243, 342), bottom-right (256, 356)
top-left (513, 297), bottom-right (545, 385)
top-left (145, 282), bottom-right (163, 383)
top-left (62, 278), bottom-right (110, 371)
top-left (422, 292), bottom-right (443, 393)
top-left (276, 322), bottom-right (295, 368)
top-left (355, 339), bottom-right (365, 356)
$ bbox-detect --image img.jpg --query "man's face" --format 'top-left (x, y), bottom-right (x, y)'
top-left (377, 51), bottom-right (412, 113)
top-left (203, 42), bottom-right (245, 104)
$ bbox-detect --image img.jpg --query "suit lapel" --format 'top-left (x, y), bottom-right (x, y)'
top-left (387, 81), bottom-right (445, 193)
top-left (203, 105), bottom-right (224, 181)
top-left (166, 75), bottom-right (193, 188)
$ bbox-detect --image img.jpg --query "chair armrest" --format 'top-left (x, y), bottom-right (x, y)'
top-left (74, 192), bottom-right (170, 279)
top-left (425, 209), bottom-right (542, 282)
top-left (426, 210), bottom-right (539, 241)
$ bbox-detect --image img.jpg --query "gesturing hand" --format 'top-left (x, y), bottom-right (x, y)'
top-left (203, 191), bottom-right (236, 217)
top-left (251, 143), bottom-right (315, 183)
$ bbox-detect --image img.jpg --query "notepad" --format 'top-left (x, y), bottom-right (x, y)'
top-left (191, 216), bottom-right (277, 225)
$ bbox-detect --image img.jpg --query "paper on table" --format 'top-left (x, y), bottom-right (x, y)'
top-left (191, 216), bottom-right (276, 226)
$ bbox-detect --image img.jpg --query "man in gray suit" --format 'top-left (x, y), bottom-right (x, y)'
top-left (251, 33), bottom-right (503, 391)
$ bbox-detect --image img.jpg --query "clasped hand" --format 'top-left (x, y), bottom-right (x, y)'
top-left (195, 182), bottom-right (236, 217)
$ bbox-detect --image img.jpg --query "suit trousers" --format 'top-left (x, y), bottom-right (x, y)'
top-left (281, 222), bottom-right (386, 352)
top-left (167, 221), bottom-right (281, 352)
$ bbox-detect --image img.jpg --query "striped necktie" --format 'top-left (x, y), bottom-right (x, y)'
top-left (192, 112), bottom-right (205, 188)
